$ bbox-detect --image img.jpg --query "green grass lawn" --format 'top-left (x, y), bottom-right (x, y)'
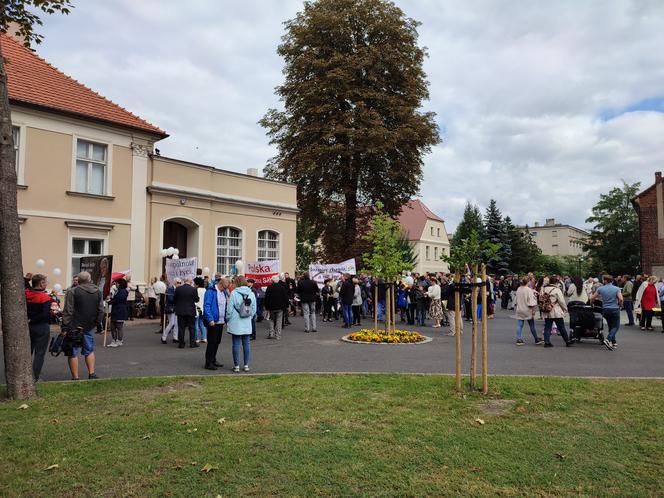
top-left (1, 374), bottom-right (663, 497)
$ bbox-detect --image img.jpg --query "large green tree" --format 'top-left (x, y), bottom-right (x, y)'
top-left (261, 0), bottom-right (439, 261)
top-left (451, 202), bottom-right (483, 254)
top-left (584, 181), bottom-right (641, 275)
top-left (505, 217), bottom-right (541, 275)
top-left (483, 199), bottom-right (510, 275)
top-left (1, 1), bottom-right (73, 399)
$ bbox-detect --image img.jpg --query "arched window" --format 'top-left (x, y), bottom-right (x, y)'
top-left (257, 230), bottom-right (279, 261)
top-left (217, 227), bottom-right (242, 275)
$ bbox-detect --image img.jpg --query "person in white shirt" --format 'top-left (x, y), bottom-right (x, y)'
top-left (427, 277), bottom-right (443, 328)
top-left (152, 275), bottom-right (167, 334)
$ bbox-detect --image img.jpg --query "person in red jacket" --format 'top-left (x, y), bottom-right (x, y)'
top-left (25, 274), bottom-right (52, 381)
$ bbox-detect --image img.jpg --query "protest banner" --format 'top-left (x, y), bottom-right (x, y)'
top-left (80, 255), bottom-right (113, 298)
top-left (165, 257), bottom-right (198, 283)
top-left (309, 258), bottom-right (356, 287)
top-left (245, 260), bottom-right (280, 286)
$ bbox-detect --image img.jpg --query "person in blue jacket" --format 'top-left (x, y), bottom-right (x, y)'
top-left (203, 277), bottom-right (230, 370)
top-left (108, 278), bottom-right (129, 347)
top-left (226, 275), bottom-right (257, 372)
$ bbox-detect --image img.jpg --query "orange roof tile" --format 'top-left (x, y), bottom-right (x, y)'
top-left (1, 33), bottom-right (167, 137)
top-left (397, 199), bottom-right (444, 240)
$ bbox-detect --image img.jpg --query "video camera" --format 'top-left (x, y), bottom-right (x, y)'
top-left (49, 326), bottom-right (84, 357)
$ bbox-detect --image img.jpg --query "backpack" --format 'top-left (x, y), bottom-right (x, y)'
top-left (236, 292), bottom-right (253, 318)
top-left (539, 287), bottom-right (554, 313)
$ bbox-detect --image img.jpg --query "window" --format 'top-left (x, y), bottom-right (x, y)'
top-left (437, 228), bottom-right (440, 237)
top-left (434, 247), bottom-right (439, 260)
top-left (76, 139), bottom-right (107, 195)
top-left (425, 245), bottom-right (430, 260)
top-left (431, 227), bottom-right (434, 236)
top-left (531, 231), bottom-right (538, 237)
top-left (12, 126), bottom-right (20, 174)
top-left (257, 230), bottom-right (279, 261)
top-left (216, 227), bottom-right (242, 275)
top-left (552, 243), bottom-right (559, 255)
top-left (71, 238), bottom-right (103, 275)
top-left (552, 230), bottom-right (558, 238)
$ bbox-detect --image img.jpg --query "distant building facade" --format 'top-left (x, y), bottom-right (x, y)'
top-left (3, 33), bottom-right (297, 287)
top-left (518, 218), bottom-right (588, 257)
top-left (633, 172), bottom-right (664, 276)
top-left (397, 200), bottom-right (450, 274)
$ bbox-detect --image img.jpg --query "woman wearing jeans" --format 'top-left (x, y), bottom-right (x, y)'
top-left (514, 277), bottom-right (542, 345)
top-left (225, 276), bottom-right (257, 372)
top-left (541, 276), bottom-right (572, 347)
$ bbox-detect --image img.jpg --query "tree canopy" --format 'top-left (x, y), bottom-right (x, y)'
top-left (584, 181), bottom-right (641, 275)
top-left (483, 199), bottom-right (510, 275)
top-left (261, 0), bottom-right (439, 260)
top-left (362, 202), bottom-right (413, 280)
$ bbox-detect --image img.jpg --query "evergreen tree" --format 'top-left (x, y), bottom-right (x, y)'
top-left (451, 202), bottom-right (483, 253)
top-left (483, 199), bottom-right (510, 275)
top-left (507, 221), bottom-right (542, 274)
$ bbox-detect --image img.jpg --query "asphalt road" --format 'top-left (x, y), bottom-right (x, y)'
top-left (3, 309), bottom-right (664, 382)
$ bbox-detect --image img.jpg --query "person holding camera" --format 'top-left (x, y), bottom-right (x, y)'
top-left (25, 273), bottom-right (52, 381)
top-left (61, 271), bottom-right (104, 380)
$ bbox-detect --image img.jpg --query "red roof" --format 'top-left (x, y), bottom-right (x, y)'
top-left (397, 199), bottom-right (444, 240)
top-left (0, 34), bottom-right (167, 137)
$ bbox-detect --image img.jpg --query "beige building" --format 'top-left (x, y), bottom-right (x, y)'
top-left (3, 33), bottom-right (297, 288)
top-left (518, 218), bottom-right (588, 257)
top-left (397, 200), bottom-right (450, 274)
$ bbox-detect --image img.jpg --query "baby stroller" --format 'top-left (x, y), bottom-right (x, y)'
top-left (568, 302), bottom-right (608, 348)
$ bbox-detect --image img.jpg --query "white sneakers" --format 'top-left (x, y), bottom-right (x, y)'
top-left (233, 365), bottom-right (250, 372)
top-left (107, 340), bottom-right (123, 348)
top-left (243, 365), bottom-right (250, 372)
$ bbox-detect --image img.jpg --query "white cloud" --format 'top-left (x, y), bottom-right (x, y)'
top-left (34, 0), bottom-right (664, 232)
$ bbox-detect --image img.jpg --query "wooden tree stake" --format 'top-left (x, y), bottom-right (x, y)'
top-left (481, 265), bottom-right (489, 394)
top-left (470, 265), bottom-right (478, 390)
top-left (454, 272), bottom-right (462, 392)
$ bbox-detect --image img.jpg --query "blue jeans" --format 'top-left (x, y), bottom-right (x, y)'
top-left (342, 304), bottom-right (353, 326)
top-left (623, 301), bottom-right (634, 325)
top-left (195, 315), bottom-right (207, 341)
top-left (71, 328), bottom-right (96, 358)
top-left (416, 305), bottom-right (426, 326)
top-left (231, 334), bottom-right (250, 367)
top-left (603, 308), bottom-right (621, 343)
top-left (543, 318), bottom-right (570, 345)
top-left (517, 319), bottom-right (538, 341)
top-left (377, 301), bottom-right (385, 321)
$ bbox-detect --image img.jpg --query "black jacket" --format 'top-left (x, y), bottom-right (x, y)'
top-left (25, 288), bottom-right (51, 324)
top-left (62, 282), bottom-right (104, 331)
top-left (173, 284), bottom-right (199, 317)
top-left (296, 277), bottom-right (320, 303)
top-left (264, 282), bottom-right (290, 311)
top-left (340, 280), bottom-right (355, 305)
top-left (109, 288), bottom-right (129, 322)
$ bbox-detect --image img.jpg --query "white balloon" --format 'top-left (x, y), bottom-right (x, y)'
top-left (173, 248), bottom-right (180, 256)
top-left (53, 268), bottom-right (62, 276)
top-left (160, 249), bottom-right (168, 257)
top-left (167, 247), bottom-right (175, 256)
top-left (53, 283), bottom-right (62, 292)
top-left (172, 254), bottom-right (179, 260)
top-left (203, 267), bottom-right (210, 274)
top-left (36, 259), bottom-right (45, 268)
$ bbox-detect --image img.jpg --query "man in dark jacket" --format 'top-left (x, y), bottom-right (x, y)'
top-left (25, 273), bottom-right (52, 380)
top-left (264, 275), bottom-right (289, 339)
top-left (339, 273), bottom-right (355, 328)
top-left (62, 271), bottom-right (104, 380)
top-left (297, 272), bottom-right (320, 333)
top-left (173, 276), bottom-right (200, 348)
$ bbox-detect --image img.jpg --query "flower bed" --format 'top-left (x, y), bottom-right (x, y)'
top-left (343, 329), bottom-right (430, 344)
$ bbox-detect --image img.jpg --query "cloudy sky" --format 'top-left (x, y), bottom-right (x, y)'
top-left (35, 0), bottom-right (664, 232)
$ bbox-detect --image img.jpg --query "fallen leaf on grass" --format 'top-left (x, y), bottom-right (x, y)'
top-left (186, 428), bottom-right (198, 433)
top-left (200, 463), bottom-right (217, 473)
top-left (141, 435), bottom-right (151, 440)
top-left (51, 419), bottom-right (59, 424)
top-left (474, 418), bottom-right (485, 425)
top-left (217, 418), bottom-right (226, 424)
top-left (245, 403), bottom-right (252, 408)
top-left (515, 406), bottom-right (527, 414)
top-left (18, 404), bottom-right (28, 410)
top-left (44, 464), bottom-right (59, 471)
top-left (555, 453), bottom-right (566, 460)
top-left (94, 434), bottom-right (105, 440)
top-left (471, 466), bottom-right (481, 472)
top-left (172, 464), bottom-right (183, 470)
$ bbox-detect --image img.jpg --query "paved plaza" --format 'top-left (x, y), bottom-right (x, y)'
top-left (3, 309), bottom-right (664, 382)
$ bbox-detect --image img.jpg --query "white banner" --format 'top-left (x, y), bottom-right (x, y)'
top-left (245, 260), bottom-right (280, 286)
top-left (309, 258), bottom-right (356, 287)
top-left (165, 257), bottom-right (198, 283)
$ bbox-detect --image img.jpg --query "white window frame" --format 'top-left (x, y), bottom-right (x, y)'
top-left (12, 123), bottom-right (26, 185)
top-left (71, 135), bottom-right (113, 196)
top-left (256, 229), bottom-right (280, 262)
top-left (68, 234), bottom-right (108, 284)
top-left (216, 226), bottom-right (243, 275)
top-left (425, 245), bottom-right (430, 260)
top-left (434, 247), bottom-right (438, 260)
top-left (437, 228), bottom-right (440, 237)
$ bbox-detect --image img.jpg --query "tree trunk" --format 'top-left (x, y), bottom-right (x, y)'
top-left (0, 44), bottom-right (36, 400)
top-left (344, 177), bottom-right (358, 259)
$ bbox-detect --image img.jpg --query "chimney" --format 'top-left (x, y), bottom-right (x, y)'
top-left (534, 222), bottom-right (540, 227)
top-left (6, 22), bottom-right (27, 45)
top-left (545, 218), bottom-right (555, 226)
top-left (246, 168), bottom-right (258, 177)
top-left (656, 171), bottom-right (662, 183)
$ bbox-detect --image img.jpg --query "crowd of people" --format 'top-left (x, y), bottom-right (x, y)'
top-left (23, 266), bottom-right (661, 381)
